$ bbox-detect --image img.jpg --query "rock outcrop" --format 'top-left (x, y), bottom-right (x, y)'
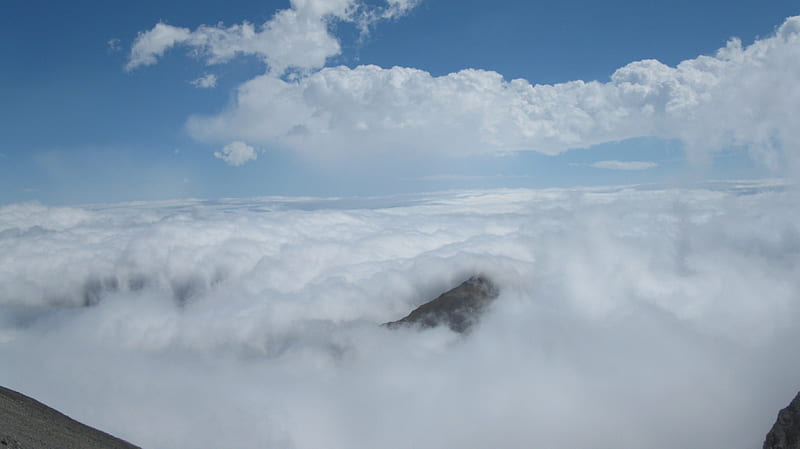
top-left (764, 391), bottom-right (800, 449)
top-left (0, 385), bottom-right (140, 449)
top-left (384, 275), bottom-right (499, 333)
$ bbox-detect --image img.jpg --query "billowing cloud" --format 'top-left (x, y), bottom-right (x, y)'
top-left (1, 182), bottom-right (799, 448)
top-left (126, 0), bottom-right (420, 74)
top-left (190, 73), bottom-right (217, 88)
top-left (184, 16), bottom-right (800, 170)
top-left (590, 160), bottom-right (658, 170)
top-left (214, 141), bottom-right (257, 166)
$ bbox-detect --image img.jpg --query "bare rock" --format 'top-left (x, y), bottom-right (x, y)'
top-left (0, 385), bottom-right (139, 449)
top-left (764, 391), bottom-right (800, 449)
top-left (384, 275), bottom-right (499, 333)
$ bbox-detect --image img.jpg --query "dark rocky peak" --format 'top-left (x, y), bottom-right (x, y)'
top-left (384, 275), bottom-right (499, 333)
top-left (764, 391), bottom-right (800, 449)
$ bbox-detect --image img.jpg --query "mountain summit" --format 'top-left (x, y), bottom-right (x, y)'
top-left (384, 275), bottom-right (499, 333)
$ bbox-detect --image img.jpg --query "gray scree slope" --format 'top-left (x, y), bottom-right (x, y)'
top-left (0, 385), bottom-right (139, 449)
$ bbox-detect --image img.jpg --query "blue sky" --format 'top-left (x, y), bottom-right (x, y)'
top-left (1, 0), bottom-right (798, 205)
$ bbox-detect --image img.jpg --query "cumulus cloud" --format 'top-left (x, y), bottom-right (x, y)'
top-left (190, 73), bottom-right (218, 88)
top-left (590, 160), bottom-right (658, 170)
top-left (126, 0), bottom-right (420, 74)
top-left (213, 141), bottom-right (257, 166)
top-left (126, 22), bottom-right (192, 71)
top-left (0, 182), bottom-right (799, 448)
top-left (183, 16), bottom-right (800, 170)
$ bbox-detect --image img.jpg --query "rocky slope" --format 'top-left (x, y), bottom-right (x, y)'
top-left (764, 391), bottom-right (800, 449)
top-left (0, 385), bottom-right (139, 449)
top-left (384, 275), bottom-right (499, 333)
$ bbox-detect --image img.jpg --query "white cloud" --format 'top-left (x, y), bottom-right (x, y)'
top-left (126, 0), bottom-right (420, 74)
top-left (358, 0), bottom-right (421, 29)
top-left (126, 22), bottom-right (192, 71)
top-left (213, 141), bottom-right (257, 166)
top-left (0, 182), bottom-right (799, 448)
top-left (414, 173), bottom-right (531, 181)
top-left (190, 73), bottom-right (217, 88)
top-left (590, 160), bottom-right (658, 170)
top-left (183, 16), bottom-right (800, 171)
top-left (384, 0), bottom-right (421, 19)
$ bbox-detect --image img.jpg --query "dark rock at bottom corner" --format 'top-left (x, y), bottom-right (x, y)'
top-left (0, 385), bottom-right (140, 449)
top-left (384, 275), bottom-right (499, 333)
top-left (764, 391), bottom-right (800, 449)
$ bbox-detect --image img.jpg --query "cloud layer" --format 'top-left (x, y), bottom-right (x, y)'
top-left (179, 16), bottom-right (800, 170)
top-left (1, 182), bottom-right (799, 448)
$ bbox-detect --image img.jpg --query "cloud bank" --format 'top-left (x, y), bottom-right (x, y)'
top-left (1, 182), bottom-right (799, 448)
top-left (128, 0), bottom-right (800, 173)
top-left (178, 16), bottom-right (800, 170)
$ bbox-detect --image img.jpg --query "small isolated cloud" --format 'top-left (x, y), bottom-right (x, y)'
top-left (213, 141), bottom-right (257, 166)
top-left (107, 38), bottom-right (121, 52)
top-left (590, 160), bottom-right (658, 170)
top-left (190, 73), bottom-right (217, 88)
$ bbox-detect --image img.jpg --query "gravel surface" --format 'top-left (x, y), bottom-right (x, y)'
top-left (0, 385), bottom-right (139, 449)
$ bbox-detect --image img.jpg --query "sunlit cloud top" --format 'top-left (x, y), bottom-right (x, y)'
top-left (132, 7), bottom-right (800, 173)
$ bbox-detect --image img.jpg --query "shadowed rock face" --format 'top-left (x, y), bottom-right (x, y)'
top-left (0, 386), bottom-right (139, 449)
top-left (384, 275), bottom-right (499, 333)
top-left (764, 391), bottom-right (800, 449)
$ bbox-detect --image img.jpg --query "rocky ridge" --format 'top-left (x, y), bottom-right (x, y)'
top-left (764, 391), bottom-right (800, 449)
top-left (384, 275), bottom-right (499, 333)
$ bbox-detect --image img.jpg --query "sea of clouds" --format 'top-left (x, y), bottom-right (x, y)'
top-left (1, 182), bottom-right (799, 448)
